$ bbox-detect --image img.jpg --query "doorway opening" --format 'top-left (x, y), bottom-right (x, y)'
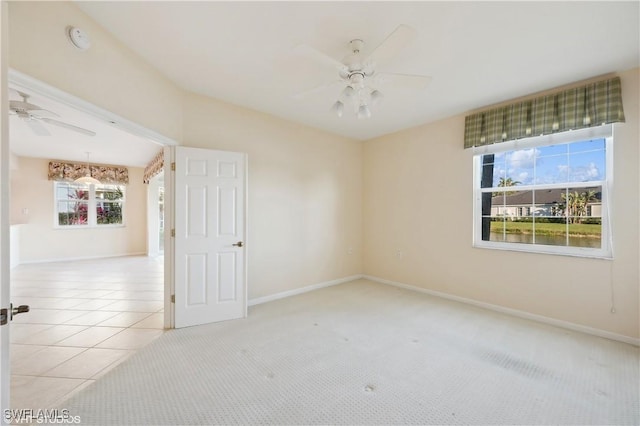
top-left (146, 173), bottom-right (164, 257)
top-left (7, 71), bottom-right (174, 410)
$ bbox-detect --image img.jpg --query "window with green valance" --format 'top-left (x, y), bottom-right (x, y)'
top-left (464, 77), bottom-right (625, 149)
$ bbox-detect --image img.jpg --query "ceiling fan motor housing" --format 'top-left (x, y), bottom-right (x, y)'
top-left (349, 39), bottom-right (364, 53)
top-left (348, 72), bottom-right (365, 88)
top-left (344, 39), bottom-right (366, 74)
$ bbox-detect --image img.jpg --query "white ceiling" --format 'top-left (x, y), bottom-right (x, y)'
top-left (74, 1), bottom-right (639, 141)
top-left (10, 2), bottom-right (640, 166)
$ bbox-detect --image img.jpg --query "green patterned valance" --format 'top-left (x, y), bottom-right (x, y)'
top-left (464, 77), bottom-right (625, 148)
top-left (48, 161), bottom-right (129, 185)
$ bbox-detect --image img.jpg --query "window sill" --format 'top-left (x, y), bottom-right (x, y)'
top-left (54, 224), bottom-right (126, 230)
top-left (473, 241), bottom-right (613, 260)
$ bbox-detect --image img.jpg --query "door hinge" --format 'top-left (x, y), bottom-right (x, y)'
top-left (0, 308), bottom-right (7, 326)
top-left (171, 229), bottom-right (175, 237)
top-left (171, 294), bottom-right (175, 303)
top-left (171, 162), bottom-right (176, 171)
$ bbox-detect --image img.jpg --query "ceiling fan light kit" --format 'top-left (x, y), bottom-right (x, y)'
top-left (74, 175), bottom-right (101, 186)
top-left (295, 24), bottom-right (431, 120)
top-left (370, 90), bottom-right (383, 106)
top-left (332, 100), bottom-right (345, 118)
top-left (357, 104), bottom-right (372, 120)
top-left (74, 152), bottom-right (101, 186)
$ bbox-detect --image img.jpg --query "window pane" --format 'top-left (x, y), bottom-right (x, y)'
top-left (97, 201), bottom-right (123, 225)
top-left (534, 188), bottom-right (567, 246)
top-left (480, 153), bottom-right (504, 189)
top-left (532, 188), bottom-right (568, 246)
top-left (505, 148), bottom-right (538, 186)
top-left (569, 220), bottom-right (601, 248)
top-left (96, 186), bottom-right (124, 201)
top-left (503, 220), bottom-right (534, 245)
top-left (533, 189), bottom-right (564, 217)
top-left (487, 218), bottom-right (505, 242)
top-left (534, 221), bottom-right (568, 247)
top-left (568, 151), bottom-right (605, 182)
top-left (58, 201), bottom-right (88, 226)
top-left (537, 143), bottom-right (568, 157)
top-left (534, 154), bottom-right (569, 185)
top-left (497, 189), bottom-right (533, 219)
top-left (564, 186), bottom-right (601, 222)
top-left (566, 186), bottom-right (602, 248)
top-left (568, 138), bottom-right (605, 154)
top-left (70, 188), bottom-right (89, 201)
top-left (56, 183), bottom-right (85, 200)
top-left (56, 186), bottom-right (70, 199)
top-left (57, 201), bottom-right (72, 214)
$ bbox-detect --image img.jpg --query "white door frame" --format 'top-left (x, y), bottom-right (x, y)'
top-left (146, 174), bottom-right (164, 257)
top-left (164, 146), bottom-right (175, 329)
top-left (1, 1), bottom-right (11, 417)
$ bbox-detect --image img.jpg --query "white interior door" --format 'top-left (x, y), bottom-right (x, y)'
top-left (173, 147), bottom-right (247, 328)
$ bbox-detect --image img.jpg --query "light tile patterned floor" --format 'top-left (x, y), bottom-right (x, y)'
top-left (9, 256), bottom-right (165, 410)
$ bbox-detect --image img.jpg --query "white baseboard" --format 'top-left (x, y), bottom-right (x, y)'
top-left (364, 275), bottom-right (640, 347)
top-left (248, 274), bottom-right (364, 307)
top-left (18, 252), bottom-right (148, 265)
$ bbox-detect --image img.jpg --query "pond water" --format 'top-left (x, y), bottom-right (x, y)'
top-left (490, 233), bottom-right (601, 248)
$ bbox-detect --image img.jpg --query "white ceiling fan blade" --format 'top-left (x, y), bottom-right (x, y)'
top-left (39, 117), bottom-right (96, 136)
top-left (23, 118), bottom-right (51, 136)
top-left (293, 80), bottom-right (344, 99)
top-left (374, 72), bottom-right (432, 90)
top-left (364, 24), bottom-right (418, 68)
top-left (9, 100), bottom-right (60, 118)
top-left (294, 44), bottom-right (349, 76)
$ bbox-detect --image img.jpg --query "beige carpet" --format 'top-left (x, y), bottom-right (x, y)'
top-left (62, 279), bottom-right (639, 425)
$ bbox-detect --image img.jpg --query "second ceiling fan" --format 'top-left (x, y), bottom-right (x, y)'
top-left (9, 90), bottom-right (96, 137)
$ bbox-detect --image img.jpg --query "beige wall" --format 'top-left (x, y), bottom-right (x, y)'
top-left (363, 68), bottom-right (640, 340)
top-left (11, 157), bottom-right (147, 262)
top-left (182, 93), bottom-right (363, 299)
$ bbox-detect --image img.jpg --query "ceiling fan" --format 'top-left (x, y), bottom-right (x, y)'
top-left (9, 90), bottom-right (96, 136)
top-left (294, 24), bottom-right (432, 119)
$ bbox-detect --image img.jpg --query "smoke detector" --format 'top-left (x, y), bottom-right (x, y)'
top-left (66, 26), bottom-right (91, 51)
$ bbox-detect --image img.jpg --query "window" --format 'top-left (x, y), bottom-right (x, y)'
top-left (55, 182), bottom-right (125, 227)
top-left (473, 126), bottom-right (612, 258)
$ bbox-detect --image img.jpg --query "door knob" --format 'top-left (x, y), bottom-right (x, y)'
top-left (1, 304), bottom-right (30, 325)
top-left (232, 241), bottom-right (243, 247)
top-left (12, 304), bottom-right (30, 319)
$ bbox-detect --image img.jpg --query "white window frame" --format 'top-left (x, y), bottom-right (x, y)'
top-left (472, 125), bottom-right (613, 259)
top-left (54, 182), bottom-right (126, 229)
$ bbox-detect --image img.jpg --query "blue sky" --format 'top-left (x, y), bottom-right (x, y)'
top-left (489, 138), bottom-right (605, 187)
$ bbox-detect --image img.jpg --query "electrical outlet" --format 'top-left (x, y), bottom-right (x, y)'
top-left (347, 247), bottom-right (353, 255)
top-left (396, 249), bottom-right (403, 259)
